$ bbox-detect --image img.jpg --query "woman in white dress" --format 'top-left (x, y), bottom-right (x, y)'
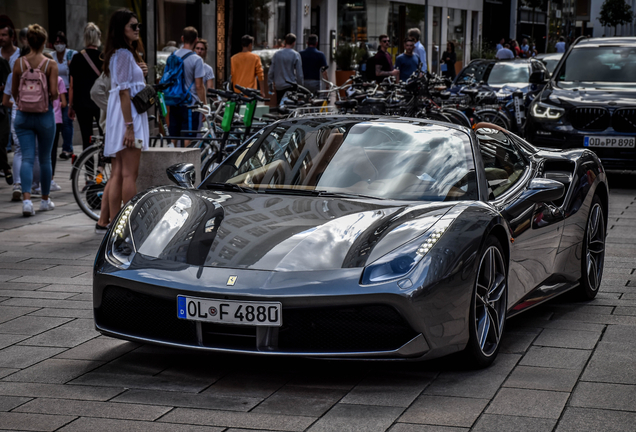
top-left (102, 8), bottom-right (149, 225)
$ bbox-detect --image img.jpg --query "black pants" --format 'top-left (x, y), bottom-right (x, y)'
top-left (75, 106), bottom-right (102, 154)
top-left (51, 124), bottom-right (61, 176)
top-left (276, 89), bottom-right (289, 106)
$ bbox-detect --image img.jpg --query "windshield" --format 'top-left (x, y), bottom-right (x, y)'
top-left (456, 62), bottom-right (530, 86)
top-left (541, 58), bottom-right (560, 74)
top-left (204, 118), bottom-right (478, 202)
top-left (557, 46), bottom-right (636, 88)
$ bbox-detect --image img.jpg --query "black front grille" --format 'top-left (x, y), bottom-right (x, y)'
top-left (569, 107), bottom-right (610, 131)
top-left (612, 108), bottom-right (636, 133)
top-left (278, 305), bottom-right (417, 352)
top-left (97, 286), bottom-right (197, 344)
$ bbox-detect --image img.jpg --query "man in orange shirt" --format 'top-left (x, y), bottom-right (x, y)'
top-left (231, 35), bottom-right (265, 96)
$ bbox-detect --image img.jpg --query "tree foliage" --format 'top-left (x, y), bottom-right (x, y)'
top-left (598, 0), bottom-right (634, 29)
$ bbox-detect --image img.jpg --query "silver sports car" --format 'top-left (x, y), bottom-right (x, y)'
top-left (93, 116), bottom-right (607, 367)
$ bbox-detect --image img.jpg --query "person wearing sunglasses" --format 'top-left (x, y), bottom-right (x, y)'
top-left (374, 34), bottom-right (399, 83)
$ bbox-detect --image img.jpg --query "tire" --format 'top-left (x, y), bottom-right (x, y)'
top-left (475, 109), bottom-right (511, 130)
top-left (424, 111), bottom-right (452, 123)
top-left (463, 236), bottom-right (508, 368)
top-left (71, 145), bottom-right (108, 221)
top-left (578, 195), bottom-right (606, 300)
top-left (442, 108), bottom-right (472, 128)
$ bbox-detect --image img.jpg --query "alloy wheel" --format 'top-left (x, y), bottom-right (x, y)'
top-left (585, 203), bottom-right (605, 292)
top-left (474, 246), bottom-right (507, 357)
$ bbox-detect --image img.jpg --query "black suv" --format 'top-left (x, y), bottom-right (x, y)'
top-left (527, 37), bottom-right (636, 170)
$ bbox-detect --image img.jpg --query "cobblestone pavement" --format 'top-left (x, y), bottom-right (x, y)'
top-left (0, 160), bottom-right (635, 432)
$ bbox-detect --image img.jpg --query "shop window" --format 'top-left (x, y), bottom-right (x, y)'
top-left (88, 0), bottom-right (145, 48)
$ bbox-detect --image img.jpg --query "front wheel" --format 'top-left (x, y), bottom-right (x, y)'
top-left (463, 236), bottom-right (508, 368)
top-left (475, 109), bottom-right (511, 131)
top-left (578, 195), bottom-right (605, 300)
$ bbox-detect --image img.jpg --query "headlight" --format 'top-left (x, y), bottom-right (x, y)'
top-left (531, 101), bottom-right (565, 120)
top-left (106, 205), bottom-right (136, 269)
top-left (361, 219), bottom-right (453, 285)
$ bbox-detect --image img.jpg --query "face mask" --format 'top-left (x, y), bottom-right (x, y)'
top-left (54, 44), bottom-right (66, 53)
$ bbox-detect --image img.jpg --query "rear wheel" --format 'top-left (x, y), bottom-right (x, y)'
top-left (71, 145), bottom-right (109, 221)
top-left (579, 195), bottom-right (605, 300)
top-left (475, 109), bottom-right (511, 130)
top-left (442, 108), bottom-right (472, 128)
top-left (463, 236), bottom-right (507, 368)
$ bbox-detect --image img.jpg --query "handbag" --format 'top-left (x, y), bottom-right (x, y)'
top-left (131, 84), bottom-right (156, 114)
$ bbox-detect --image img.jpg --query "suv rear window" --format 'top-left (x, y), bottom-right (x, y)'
top-left (557, 46), bottom-right (636, 87)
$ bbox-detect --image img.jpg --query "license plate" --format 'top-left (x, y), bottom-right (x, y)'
top-left (177, 296), bottom-right (282, 326)
top-left (584, 136), bottom-right (635, 148)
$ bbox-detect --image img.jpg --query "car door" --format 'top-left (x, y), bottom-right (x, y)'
top-left (477, 129), bottom-right (564, 307)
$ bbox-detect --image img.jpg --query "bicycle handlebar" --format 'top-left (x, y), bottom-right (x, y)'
top-left (152, 82), bottom-right (171, 92)
top-left (234, 85), bottom-right (271, 102)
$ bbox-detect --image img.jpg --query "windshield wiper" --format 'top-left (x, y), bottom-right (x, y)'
top-left (262, 188), bottom-right (384, 200)
top-left (204, 182), bottom-right (258, 194)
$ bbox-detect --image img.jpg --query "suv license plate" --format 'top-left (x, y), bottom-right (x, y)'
top-left (584, 136), bottom-right (635, 148)
top-left (177, 296), bottom-right (282, 326)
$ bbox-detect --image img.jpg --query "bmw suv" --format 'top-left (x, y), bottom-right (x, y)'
top-left (527, 37), bottom-right (636, 169)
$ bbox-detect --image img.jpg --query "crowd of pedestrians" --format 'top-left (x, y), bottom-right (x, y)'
top-left (495, 37), bottom-right (538, 59)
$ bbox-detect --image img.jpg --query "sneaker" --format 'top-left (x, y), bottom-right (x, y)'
top-left (95, 223), bottom-right (109, 234)
top-left (11, 184), bottom-right (21, 202)
top-left (50, 180), bottom-right (62, 192)
top-left (39, 198), bottom-right (55, 211)
top-left (22, 200), bottom-right (35, 217)
top-left (59, 151), bottom-right (72, 160)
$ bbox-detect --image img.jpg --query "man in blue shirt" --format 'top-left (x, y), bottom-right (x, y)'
top-left (395, 38), bottom-right (420, 82)
top-left (299, 34), bottom-right (328, 95)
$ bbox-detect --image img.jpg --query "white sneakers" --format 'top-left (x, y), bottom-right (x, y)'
top-left (22, 200), bottom-right (35, 217)
top-left (50, 180), bottom-right (62, 192)
top-left (39, 198), bottom-right (55, 212)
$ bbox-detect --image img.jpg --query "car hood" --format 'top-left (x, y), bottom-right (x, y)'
top-left (128, 187), bottom-right (455, 271)
top-left (550, 84), bottom-right (636, 105)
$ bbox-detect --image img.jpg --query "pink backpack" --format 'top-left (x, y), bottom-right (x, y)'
top-left (17, 57), bottom-right (50, 113)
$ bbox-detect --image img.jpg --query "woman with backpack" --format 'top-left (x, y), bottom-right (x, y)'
top-left (10, 24), bottom-right (59, 216)
top-left (103, 8), bottom-right (148, 225)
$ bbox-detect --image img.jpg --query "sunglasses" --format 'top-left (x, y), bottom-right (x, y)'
top-left (381, 39), bottom-right (390, 44)
top-left (129, 23), bottom-right (141, 31)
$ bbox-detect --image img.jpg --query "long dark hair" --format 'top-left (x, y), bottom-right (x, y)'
top-left (447, 42), bottom-right (455, 53)
top-left (103, 8), bottom-right (145, 76)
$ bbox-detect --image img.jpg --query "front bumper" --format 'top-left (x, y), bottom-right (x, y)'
top-left (93, 254), bottom-right (473, 361)
top-left (528, 119), bottom-right (636, 170)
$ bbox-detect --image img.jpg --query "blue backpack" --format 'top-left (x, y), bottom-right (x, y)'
top-left (159, 51), bottom-right (195, 106)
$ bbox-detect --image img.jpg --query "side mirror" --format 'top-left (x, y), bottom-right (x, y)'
top-left (527, 178), bottom-right (565, 202)
top-left (167, 163), bottom-right (196, 189)
top-left (529, 70), bottom-right (547, 84)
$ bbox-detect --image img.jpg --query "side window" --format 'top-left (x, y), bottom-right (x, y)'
top-left (477, 131), bottom-right (527, 199)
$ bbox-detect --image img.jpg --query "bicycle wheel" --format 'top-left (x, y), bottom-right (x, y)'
top-left (474, 109), bottom-right (511, 130)
top-left (71, 145), bottom-right (110, 221)
top-left (423, 110), bottom-right (452, 123)
top-left (441, 108), bottom-right (472, 128)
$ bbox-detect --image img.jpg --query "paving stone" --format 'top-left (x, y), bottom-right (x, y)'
top-left (159, 408), bottom-right (315, 431)
top-left (0, 412), bottom-right (76, 431)
top-left (113, 388), bottom-right (260, 411)
top-left (581, 342), bottom-right (636, 385)
top-left (6, 276), bottom-right (93, 286)
top-left (0, 382), bottom-right (123, 401)
top-left (28, 308), bottom-right (93, 318)
top-left (0, 282), bottom-right (48, 291)
top-left (0, 289), bottom-right (76, 300)
top-left (0, 306), bottom-right (40, 324)
top-left (532, 328), bottom-right (602, 350)
top-left (306, 404), bottom-right (403, 432)
top-left (0, 345), bottom-right (65, 368)
top-left (602, 325), bottom-right (636, 344)
top-left (251, 385), bottom-right (345, 416)
top-left (486, 388), bottom-right (569, 419)
top-left (0, 315), bottom-right (72, 336)
top-left (504, 366), bottom-right (580, 392)
top-left (614, 306), bottom-right (636, 316)
top-left (0, 333), bottom-right (29, 350)
top-left (58, 417), bottom-right (225, 432)
top-left (388, 424), bottom-right (468, 432)
top-left (340, 370), bottom-right (435, 407)
top-left (70, 372), bottom-right (217, 393)
top-left (55, 337), bottom-right (139, 362)
top-left (0, 395), bottom-right (31, 411)
top-left (3, 358), bottom-right (103, 384)
top-left (203, 371), bottom-right (289, 399)
top-left (571, 381), bottom-right (636, 411)
top-left (19, 319), bottom-right (99, 348)
top-left (499, 331), bottom-right (537, 354)
top-left (541, 320), bottom-right (607, 332)
top-left (37, 284), bottom-right (91, 293)
top-left (519, 346), bottom-right (592, 370)
top-left (472, 414), bottom-right (557, 432)
top-left (15, 397), bottom-right (172, 421)
top-left (0, 297), bottom-right (92, 309)
top-left (398, 395), bottom-right (488, 427)
top-left (0, 368), bottom-right (18, 379)
top-left (423, 354), bottom-right (520, 399)
top-left (555, 407), bottom-right (636, 432)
